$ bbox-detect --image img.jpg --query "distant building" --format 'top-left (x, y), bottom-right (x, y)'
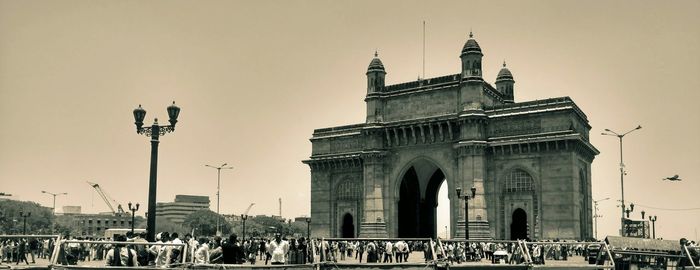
top-left (223, 214), bottom-right (241, 223)
top-left (57, 213), bottom-right (139, 238)
top-left (156, 195), bottom-right (210, 224)
top-left (62, 206), bottom-right (82, 215)
top-left (294, 216), bottom-right (310, 223)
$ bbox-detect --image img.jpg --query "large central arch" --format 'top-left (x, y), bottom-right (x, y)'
top-left (397, 158), bottom-right (448, 238)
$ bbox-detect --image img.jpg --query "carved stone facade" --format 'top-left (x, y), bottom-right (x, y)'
top-left (303, 34), bottom-right (599, 240)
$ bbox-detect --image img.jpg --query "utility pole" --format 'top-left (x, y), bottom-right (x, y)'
top-left (205, 163), bottom-right (233, 236)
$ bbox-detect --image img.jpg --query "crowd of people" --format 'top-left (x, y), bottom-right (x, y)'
top-left (4, 233), bottom-right (698, 267)
top-left (317, 240), bottom-right (430, 263)
top-left (0, 238), bottom-right (54, 265)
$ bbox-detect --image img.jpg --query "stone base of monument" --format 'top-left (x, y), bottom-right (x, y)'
top-left (454, 220), bottom-right (491, 240)
top-left (359, 222), bottom-right (388, 237)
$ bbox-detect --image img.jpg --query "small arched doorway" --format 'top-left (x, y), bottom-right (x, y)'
top-left (341, 213), bottom-right (354, 238)
top-left (510, 208), bottom-right (528, 240)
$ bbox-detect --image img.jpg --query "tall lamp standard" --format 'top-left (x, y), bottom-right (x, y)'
top-left (305, 217), bottom-right (311, 239)
top-left (128, 202), bottom-right (140, 234)
top-left (602, 125), bottom-right (641, 236)
top-left (648, 216), bottom-right (657, 239)
top-left (42, 191), bottom-right (67, 233)
top-left (20, 211), bottom-right (31, 234)
top-left (241, 214), bottom-right (248, 241)
top-left (593, 197), bottom-right (610, 240)
top-left (205, 163), bottom-right (233, 236)
top-left (456, 186), bottom-right (476, 240)
top-left (133, 101), bottom-right (181, 242)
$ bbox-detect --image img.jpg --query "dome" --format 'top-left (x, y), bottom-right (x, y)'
top-left (367, 52), bottom-right (385, 73)
top-left (461, 32), bottom-right (482, 55)
top-left (496, 61), bottom-right (514, 82)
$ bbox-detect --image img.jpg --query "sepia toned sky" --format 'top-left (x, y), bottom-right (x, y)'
top-left (1, 0), bottom-right (699, 241)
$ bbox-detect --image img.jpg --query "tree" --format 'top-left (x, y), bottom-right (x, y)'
top-left (182, 210), bottom-right (231, 236)
top-left (0, 200), bottom-right (54, 234)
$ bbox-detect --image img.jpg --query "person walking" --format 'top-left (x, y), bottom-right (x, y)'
top-left (15, 239), bottom-right (29, 265)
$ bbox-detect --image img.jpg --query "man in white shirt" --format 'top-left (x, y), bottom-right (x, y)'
top-left (267, 233), bottom-right (289, 265)
top-left (384, 241), bottom-right (393, 263)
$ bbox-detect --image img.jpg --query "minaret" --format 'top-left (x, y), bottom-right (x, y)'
top-left (366, 51), bottom-right (386, 123)
top-left (496, 61), bottom-right (515, 103)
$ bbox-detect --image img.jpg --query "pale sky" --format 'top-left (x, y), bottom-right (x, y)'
top-left (1, 0), bottom-right (698, 241)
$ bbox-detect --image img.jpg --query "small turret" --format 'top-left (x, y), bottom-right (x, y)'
top-left (367, 51), bottom-right (386, 94)
top-left (366, 51), bottom-right (386, 123)
top-left (460, 32), bottom-right (483, 80)
top-left (495, 61), bottom-right (515, 103)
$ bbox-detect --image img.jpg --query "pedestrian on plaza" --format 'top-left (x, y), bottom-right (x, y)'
top-left (194, 237), bottom-right (210, 264)
top-left (105, 235), bottom-right (138, 266)
top-left (209, 236), bottom-right (223, 264)
top-left (384, 241), bottom-right (393, 263)
top-left (222, 234), bottom-right (244, 264)
top-left (15, 239), bottom-right (29, 265)
top-left (356, 241), bottom-right (365, 262)
top-left (267, 233), bottom-right (289, 265)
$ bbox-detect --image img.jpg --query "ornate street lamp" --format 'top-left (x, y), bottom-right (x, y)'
top-left (456, 186), bottom-right (476, 240)
top-left (241, 214), bottom-right (248, 241)
top-left (602, 125), bottom-right (641, 236)
top-left (133, 101), bottom-right (181, 242)
top-left (648, 216), bottom-right (657, 239)
top-left (624, 203), bottom-right (634, 218)
top-left (20, 211), bottom-right (31, 234)
top-left (128, 202), bottom-right (140, 234)
top-left (206, 163), bottom-right (233, 237)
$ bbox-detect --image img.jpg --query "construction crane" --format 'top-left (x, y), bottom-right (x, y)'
top-left (87, 181), bottom-right (125, 215)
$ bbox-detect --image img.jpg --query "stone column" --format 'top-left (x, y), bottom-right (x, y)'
top-left (359, 151), bottom-right (388, 237)
top-left (309, 166), bottom-right (332, 238)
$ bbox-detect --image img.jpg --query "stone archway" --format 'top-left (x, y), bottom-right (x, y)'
top-left (397, 159), bottom-right (447, 238)
top-left (341, 213), bottom-right (355, 238)
top-left (510, 208), bottom-right (527, 240)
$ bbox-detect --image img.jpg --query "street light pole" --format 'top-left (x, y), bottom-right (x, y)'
top-left (305, 217), bottom-right (311, 239)
top-left (133, 101), bottom-right (181, 242)
top-left (241, 214), bottom-right (248, 241)
top-left (20, 211), bottom-right (31, 234)
top-left (602, 125), bottom-right (641, 236)
top-left (206, 163), bottom-right (233, 236)
top-left (456, 186), bottom-right (476, 240)
top-left (41, 191), bottom-right (67, 233)
top-left (593, 197), bottom-right (610, 240)
top-left (128, 202), bottom-right (140, 234)
top-left (649, 216), bottom-right (657, 239)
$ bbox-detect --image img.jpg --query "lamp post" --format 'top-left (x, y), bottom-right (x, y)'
top-left (42, 190), bottom-right (67, 233)
top-left (20, 211), bottom-right (31, 234)
top-left (456, 186), bottom-right (476, 240)
top-left (133, 101), bottom-right (181, 242)
top-left (593, 197), bottom-right (610, 240)
top-left (206, 163), bottom-right (233, 236)
top-left (648, 216), bottom-right (657, 239)
top-left (602, 125), bottom-right (641, 236)
top-left (41, 191), bottom-right (68, 215)
top-left (305, 217), bottom-right (311, 239)
top-left (128, 202), bottom-right (140, 234)
top-left (241, 214), bottom-right (248, 241)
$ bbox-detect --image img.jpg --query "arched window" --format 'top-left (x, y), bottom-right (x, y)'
top-left (504, 169), bottom-right (534, 192)
top-left (336, 179), bottom-right (361, 200)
